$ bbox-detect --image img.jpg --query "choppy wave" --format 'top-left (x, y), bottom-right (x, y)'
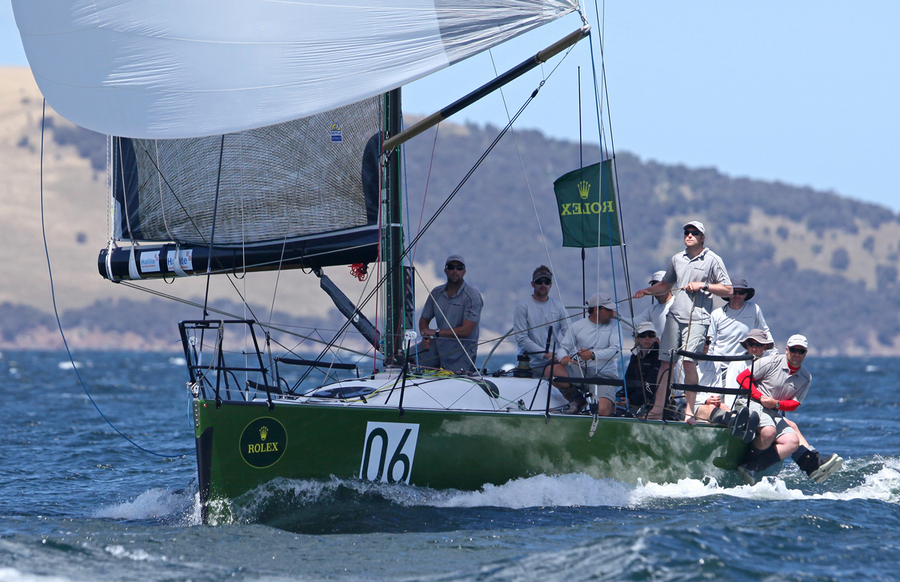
top-left (91, 454), bottom-right (899, 535)
top-left (97, 455), bottom-right (900, 527)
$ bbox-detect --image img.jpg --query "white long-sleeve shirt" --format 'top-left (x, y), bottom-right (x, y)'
top-left (513, 296), bottom-right (569, 368)
top-left (556, 317), bottom-right (621, 378)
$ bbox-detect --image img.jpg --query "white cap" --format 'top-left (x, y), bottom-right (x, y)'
top-left (786, 334), bottom-right (809, 349)
top-left (683, 220), bottom-right (706, 235)
top-left (585, 292), bottom-right (615, 310)
top-left (650, 270), bottom-right (666, 284)
top-left (634, 321), bottom-right (657, 336)
top-left (445, 254), bottom-right (466, 267)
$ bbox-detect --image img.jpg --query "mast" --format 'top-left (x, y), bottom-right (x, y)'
top-left (382, 88), bottom-right (405, 367)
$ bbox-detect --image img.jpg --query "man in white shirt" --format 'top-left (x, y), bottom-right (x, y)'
top-left (707, 278), bottom-right (769, 386)
top-left (553, 292), bottom-right (621, 416)
top-left (513, 265), bottom-right (569, 374)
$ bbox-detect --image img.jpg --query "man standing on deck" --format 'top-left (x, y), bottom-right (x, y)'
top-left (632, 221), bottom-right (732, 422)
top-left (417, 254), bottom-right (483, 373)
top-left (734, 334), bottom-right (814, 485)
top-left (513, 265), bottom-right (569, 374)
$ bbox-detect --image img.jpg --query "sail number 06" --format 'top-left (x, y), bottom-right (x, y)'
top-left (359, 422), bottom-right (420, 484)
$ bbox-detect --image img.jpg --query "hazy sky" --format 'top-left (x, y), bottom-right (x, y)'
top-left (5, 1), bottom-right (899, 212)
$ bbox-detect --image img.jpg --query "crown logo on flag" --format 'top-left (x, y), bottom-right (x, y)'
top-left (578, 180), bottom-right (591, 200)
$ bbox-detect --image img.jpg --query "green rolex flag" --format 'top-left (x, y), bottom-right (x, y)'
top-left (553, 159), bottom-right (620, 248)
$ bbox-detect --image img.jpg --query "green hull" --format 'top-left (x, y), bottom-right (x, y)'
top-left (193, 398), bottom-right (747, 520)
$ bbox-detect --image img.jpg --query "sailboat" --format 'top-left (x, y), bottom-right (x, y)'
top-left (13, 0), bottom-right (750, 522)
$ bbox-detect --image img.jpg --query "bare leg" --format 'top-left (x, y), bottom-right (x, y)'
top-left (647, 361), bottom-right (672, 419)
top-left (544, 363), bottom-right (582, 404)
top-left (753, 425), bottom-right (776, 450)
top-left (597, 397), bottom-right (615, 417)
top-left (543, 362), bottom-right (567, 386)
top-left (695, 403), bottom-right (714, 421)
top-left (783, 418), bottom-right (810, 448)
top-left (683, 360), bottom-right (699, 424)
top-left (774, 432), bottom-right (800, 460)
top-left (695, 398), bottom-right (731, 422)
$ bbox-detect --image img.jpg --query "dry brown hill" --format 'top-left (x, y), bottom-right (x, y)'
top-left (0, 67), bottom-right (447, 350)
top-left (3, 66), bottom-right (900, 356)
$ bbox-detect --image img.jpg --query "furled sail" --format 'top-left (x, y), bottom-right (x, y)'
top-left (13, 0), bottom-right (578, 139)
top-left (100, 98), bottom-right (381, 281)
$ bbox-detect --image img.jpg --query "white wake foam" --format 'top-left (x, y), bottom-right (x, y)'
top-left (0, 569), bottom-right (74, 582)
top-left (93, 488), bottom-right (198, 523)
top-left (97, 456), bottom-right (899, 524)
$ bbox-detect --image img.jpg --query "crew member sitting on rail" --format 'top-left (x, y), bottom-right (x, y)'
top-left (735, 334), bottom-right (814, 485)
top-left (553, 292), bottom-right (621, 416)
top-left (513, 265), bottom-right (569, 375)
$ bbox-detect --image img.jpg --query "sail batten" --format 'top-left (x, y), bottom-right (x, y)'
top-left (13, 0), bottom-right (578, 138)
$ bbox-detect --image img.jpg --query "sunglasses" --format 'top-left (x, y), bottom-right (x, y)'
top-left (745, 340), bottom-right (762, 348)
top-left (734, 289), bottom-right (749, 295)
top-left (684, 229), bottom-right (702, 237)
top-left (637, 332), bottom-right (656, 338)
top-left (445, 264), bottom-right (465, 271)
top-left (534, 278), bottom-right (552, 285)
top-left (788, 346), bottom-right (807, 355)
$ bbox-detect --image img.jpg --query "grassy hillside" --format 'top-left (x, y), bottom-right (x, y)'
top-left (2, 67), bottom-right (898, 356)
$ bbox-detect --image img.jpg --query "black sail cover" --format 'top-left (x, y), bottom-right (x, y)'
top-left (99, 97), bottom-right (382, 281)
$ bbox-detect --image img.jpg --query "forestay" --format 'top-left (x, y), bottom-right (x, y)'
top-left (12, 0), bottom-right (578, 139)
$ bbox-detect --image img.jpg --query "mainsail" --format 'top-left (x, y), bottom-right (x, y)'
top-left (13, 0), bottom-right (578, 139)
top-left (100, 98), bottom-right (382, 281)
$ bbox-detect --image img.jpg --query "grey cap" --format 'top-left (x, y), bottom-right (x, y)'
top-left (683, 220), bottom-right (706, 235)
top-left (634, 321), bottom-right (657, 336)
top-left (445, 254), bottom-right (466, 267)
top-left (650, 270), bottom-right (666, 284)
top-left (731, 278), bottom-right (755, 302)
top-left (585, 292), bottom-right (615, 310)
top-left (532, 265), bottom-right (552, 282)
top-left (740, 329), bottom-right (774, 350)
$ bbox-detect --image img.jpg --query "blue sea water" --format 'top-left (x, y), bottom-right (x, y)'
top-left (1, 350), bottom-right (899, 581)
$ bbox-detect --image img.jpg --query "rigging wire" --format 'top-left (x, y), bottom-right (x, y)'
top-left (116, 280), bottom-right (375, 358)
top-left (485, 47), bottom-right (570, 318)
top-left (201, 134), bottom-right (226, 322)
top-left (303, 87), bottom-right (543, 375)
top-left (410, 123), bottom-right (440, 266)
top-left (579, 2), bottom-right (632, 393)
top-left (39, 99), bottom-right (190, 459)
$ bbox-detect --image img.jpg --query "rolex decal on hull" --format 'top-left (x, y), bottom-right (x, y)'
top-left (240, 417), bottom-right (287, 468)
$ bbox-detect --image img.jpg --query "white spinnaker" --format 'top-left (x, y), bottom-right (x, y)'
top-left (12, 0), bottom-right (577, 139)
